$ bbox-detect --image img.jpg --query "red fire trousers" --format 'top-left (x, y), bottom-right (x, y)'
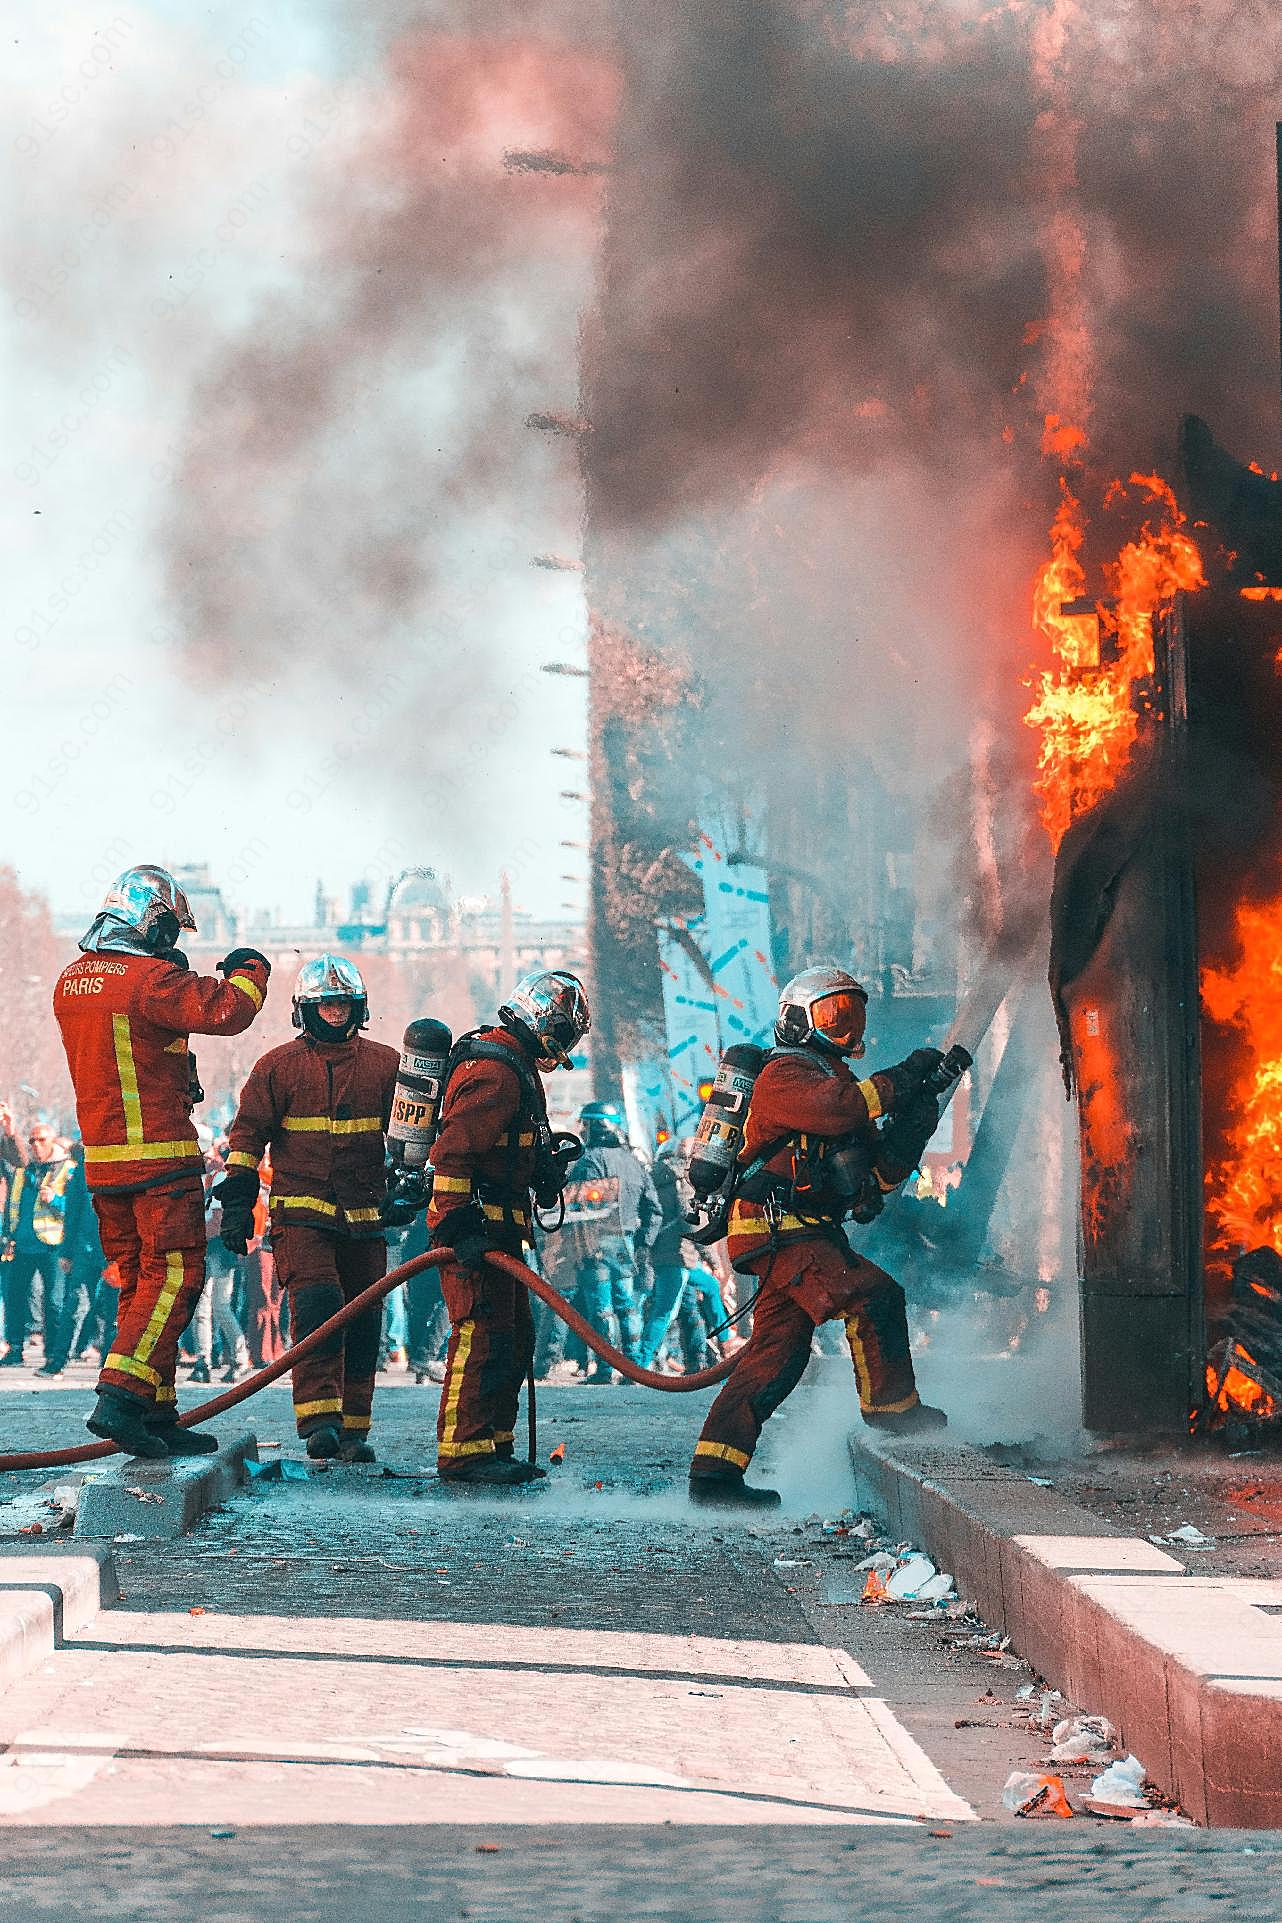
top-left (690, 1235), bottom-right (920, 1480)
top-left (95, 1180), bottom-right (207, 1411)
top-left (272, 1225), bottom-right (385, 1439)
top-left (436, 1251), bottom-right (534, 1472)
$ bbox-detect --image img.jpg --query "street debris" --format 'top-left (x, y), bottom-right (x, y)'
top-left (549, 1444), bottom-right (566, 1465)
top-left (1002, 1770), bottom-right (1075, 1818)
top-left (1088, 1754), bottom-right (1149, 1811)
top-left (125, 1487), bottom-right (164, 1504)
top-left (1049, 1715), bottom-right (1114, 1765)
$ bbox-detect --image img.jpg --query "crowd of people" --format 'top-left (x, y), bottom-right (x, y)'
top-left (0, 1096), bottom-right (735, 1388)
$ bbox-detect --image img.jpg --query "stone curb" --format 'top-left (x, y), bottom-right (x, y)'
top-left (0, 1543), bottom-right (118, 1694)
top-left (848, 1429), bottom-right (1282, 1828)
top-left (74, 1432), bottom-right (258, 1540)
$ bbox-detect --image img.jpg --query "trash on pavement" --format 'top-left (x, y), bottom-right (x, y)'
top-left (1089, 1754), bottom-right (1148, 1808)
top-left (886, 1553), bottom-right (936, 1599)
top-left (1002, 1771), bottom-right (1074, 1818)
top-left (549, 1443), bottom-right (566, 1464)
top-left (1164, 1524), bottom-right (1213, 1547)
top-left (915, 1572), bottom-right (956, 1604)
top-left (855, 1551), bottom-right (898, 1574)
top-left (245, 1458), bottom-right (282, 1482)
top-left (112, 1533), bottom-right (143, 1544)
top-left (820, 1568), bottom-right (868, 1605)
top-left (1130, 1810), bottom-right (1194, 1828)
top-left (1049, 1714), bottom-right (1114, 1764)
top-left (281, 1459), bottom-right (310, 1482)
top-left (861, 1569), bottom-right (891, 1606)
top-left (1026, 1475), bottom-right (1055, 1487)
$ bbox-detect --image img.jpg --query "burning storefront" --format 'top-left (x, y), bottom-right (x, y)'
top-left (1037, 421), bottom-right (1282, 1435)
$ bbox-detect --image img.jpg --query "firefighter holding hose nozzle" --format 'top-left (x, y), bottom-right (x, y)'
top-left (53, 866), bottom-right (271, 1460)
top-left (216, 956), bottom-right (401, 1462)
top-left (688, 966), bottom-right (955, 1510)
top-left (428, 970), bottom-right (590, 1487)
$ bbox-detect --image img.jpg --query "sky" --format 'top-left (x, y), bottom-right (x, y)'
top-left (4, 3), bottom-right (592, 930)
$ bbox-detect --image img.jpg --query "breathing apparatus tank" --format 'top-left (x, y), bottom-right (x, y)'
top-left (687, 1044), bottom-right (767, 1203)
top-left (387, 1019), bottom-right (453, 1170)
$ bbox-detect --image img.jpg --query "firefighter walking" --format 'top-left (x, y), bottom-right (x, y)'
top-left (216, 956), bottom-right (400, 1462)
top-left (53, 866), bottom-right (270, 1458)
top-left (428, 970), bottom-right (590, 1486)
top-left (689, 967), bottom-right (948, 1510)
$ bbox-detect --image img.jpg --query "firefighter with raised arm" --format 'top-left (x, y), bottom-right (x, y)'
top-left (53, 866), bottom-right (270, 1459)
top-left (688, 966), bottom-right (948, 1510)
top-left (216, 957), bottom-right (401, 1462)
top-left (428, 969), bottom-right (590, 1486)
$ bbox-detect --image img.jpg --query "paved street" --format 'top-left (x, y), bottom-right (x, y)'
top-left (1, 1367), bottom-right (1278, 1916)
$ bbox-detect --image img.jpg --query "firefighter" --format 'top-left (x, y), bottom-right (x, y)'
top-left (216, 956), bottom-right (401, 1462)
top-left (429, 969), bottom-right (590, 1485)
top-left (53, 865), bottom-right (270, 1458)
top-left (688, 966), bottom-right (947, 1510)
top-left (0, 1122), bottom-right (75, 1370)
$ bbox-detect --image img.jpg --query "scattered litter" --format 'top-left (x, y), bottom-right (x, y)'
top-left (861, 1570), bottom-right (891, 1606)
top-left (548, 1444), bottom-right (566, 1465)
top-left (1016, 1684), bottom-right (1037, 1702)
top-left (855, 1551), bottom-right (897, 1574)
top-left (1002, 1771), bottom-right (1074, 1818)
top-left (772, 1559), bottom-right (806, 1569)
top-left (475, 1843), bottom-right (502, 1853)
top-left (245, 1459), bottom-right (281, 1483)
top-left (189, 1606), bottom-right (207, 1617)
top-left (1163, 1524), bottom-right (1213, 1548)
top-left (1130, 1810), bottom-right (1194, 1828)
top-left (1026, 1476), bottom-right (1055, 1487)
top-left (52, 1485), bottom-right (80, 1517)
top-left (886, 1554), bottom-right (936, 1600)
top-left (280, 1460), bottom-right (310, 1482)
top-left (916, 1572), bottom-right (956, 1604)
top-left (1089, 1755), bottom-right (1148, 1809)
top-left (125, 1488), bottom-right (164, 1505)
top-left (210, 1828), bottom-right (236, 1839)
top-left (112, 1533), bottom-right (143, 1544)
top-left (17, 1522), bottom-right (43, 1536)
top-left (1050, 1716), bottom-right (1114, 1765)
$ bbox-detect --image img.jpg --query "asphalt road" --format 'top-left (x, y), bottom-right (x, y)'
top-left (0, 1365), bottom-right (1276, 1917)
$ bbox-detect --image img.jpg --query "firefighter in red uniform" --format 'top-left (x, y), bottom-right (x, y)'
top-left (429, 970), bottom-right (590, 1487)
top-left (216, 956), bottom-right (401, 1461)
top-left (53, 866), bottom-right (270, 1458)
top-left (689, 966), bottom-right (948, 1510)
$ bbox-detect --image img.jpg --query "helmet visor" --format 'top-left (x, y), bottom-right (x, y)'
top-left (810, 988), bottom-right (867, 1051)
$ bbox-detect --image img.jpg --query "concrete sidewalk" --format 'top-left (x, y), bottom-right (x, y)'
top-left (849, 1428), bottom-right (1282, 1828)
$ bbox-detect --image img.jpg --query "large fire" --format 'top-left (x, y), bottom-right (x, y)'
top-left (1200, 895), bottom-right (1282, 1260)
top-left (1024, 471), bottom-right (1205, 849)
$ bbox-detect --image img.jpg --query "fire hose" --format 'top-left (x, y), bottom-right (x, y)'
top-left (0, 1245), bottom-right (741, 1475)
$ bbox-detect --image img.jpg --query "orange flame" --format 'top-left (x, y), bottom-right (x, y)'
top-left (1201, 895), bottom-right (1282, 1258)
top-left (1024, 476), bottom-right (1205, 849)
top-left (1206, 1343), bottom-right (1279, 1422)
top-left (861, 1569), bottom-right (890, 1606)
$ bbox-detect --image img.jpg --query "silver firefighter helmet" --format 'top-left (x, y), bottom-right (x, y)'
top-left (80, 865), bottom-right (197, 957)
top-left (775, 965), bottom-right (869, 1056)
top-left (292, 954), bottom-right (369, 1040)
top-left (499, 969), bottom-right (591, 1068)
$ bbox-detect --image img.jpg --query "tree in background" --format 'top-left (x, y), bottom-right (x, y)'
top-left (0, 867), bottom-right (72, 1126)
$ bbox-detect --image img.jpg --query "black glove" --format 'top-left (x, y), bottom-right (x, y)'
top-left (880, 1092), bottom-right (941, 1173)
top-left (383, 1165), bottom-right (430, 1228)
top-left (214, 1171), bottom-right (258, 1256)
top-left (441, 1203), bottom-right (496, 1272)
top-left (534, 1131), bottom-right (583, 1212)
top-left (881, 1047), bottom-right (946, 1111)
top-left (217, 947), bottom-right (272, 981)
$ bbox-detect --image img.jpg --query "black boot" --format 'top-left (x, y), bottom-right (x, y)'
top-left (306, 1424), bottom-right (343, 1460)
top-left (438, 1457), bottom-right (543, 1487)
top-left (146, 1420), bottom-right (218, 1456)
top-left (862, 1401), bottom-right (948, 1436)
top-left (86, 1391), bottom-right (170, 1458)
top-left (338, 1435), bottom-right (377, 1463)
top-left (688, 1471), bottom-right (781, 1510)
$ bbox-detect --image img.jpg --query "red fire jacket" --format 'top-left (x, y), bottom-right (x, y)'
top-left (54, 952), bottom-right (267, 1192)
top-left (725, 1047), bottom-right (912, 1269)
top-left (427, 1028), bottom-right (546, 1249)
top-left (225, 1033), bottom-right (399, 1236)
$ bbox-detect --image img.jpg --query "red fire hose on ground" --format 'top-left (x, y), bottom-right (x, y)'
top-left (0, 1246), bottom-right (740, 1474)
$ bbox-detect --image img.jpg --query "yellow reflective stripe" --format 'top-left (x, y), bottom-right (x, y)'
top-left (863, 1391), bottom-right (922, 1415)
top-left (229, 973), bottom-right (263, 1011)
top-left (431, 1175), bottom-right (471, 1195)
top-left (481, 1203), bottom-right (529, 1224)
top-left (274, 1194), bottom-right (338, 1216)
top-left (440, 1320), bottom-right (474, 1453)
top-left (280, 1116), bottom-right (333, 1133)
top-left (332, 1117), bottom-right (382, 1135)
top-left (858, 1078), bottom-right (884, 1121)
top-left (294, 1397), bottom-right (343, 1417)
top-left (844, 1315), bottom-right (872, 1405)
top-left (112, 1014), bottom-right (143, 1143)
top-left (155, 1383), bottom-right (177, 1405)
top-left (226, 1150), bottom-right (259, 1171)
top-left (492, 1429), bottom-right (515, 1445)
top-left (693, 1440), bottom-right (751, 1470)
top-left (280, 1115), bottom-right (382, 1135)
top-left (104, 1351), bottom-right (160, 1388)
top-left (494, 1132), bottom-right (535, 1149)
top-left (344, 1207), bottom-right (383, 1224)
top-left (342, 1414), bottom-right (372, 1432)
top-left (84, 1139), bottom-right (200, 1164)
top-left (438, 1438), bottom-right (498, 1458)
top-left (134, 1251), bottom-right (187, 1365)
